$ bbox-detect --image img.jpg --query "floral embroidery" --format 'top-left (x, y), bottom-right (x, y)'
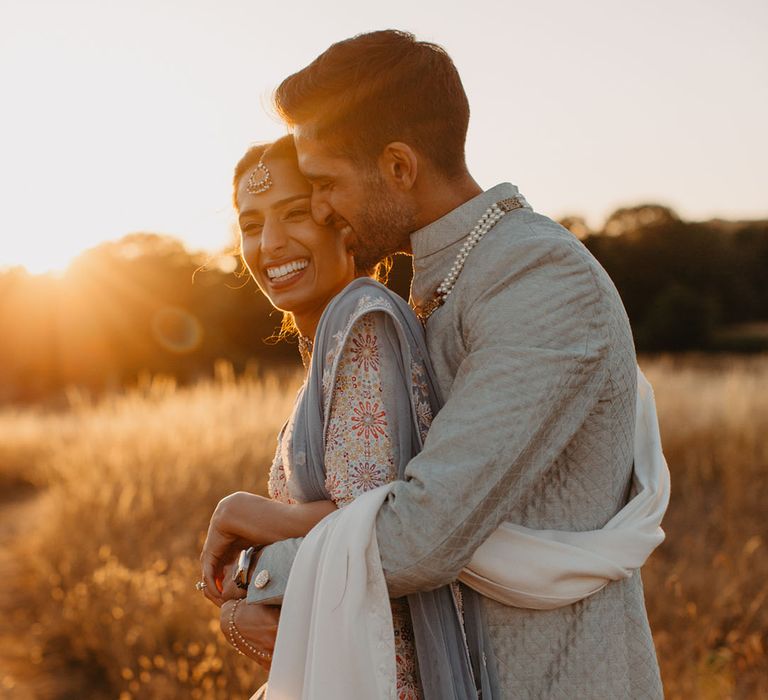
top-left (392, 599), bottom-right (422, 699)
top-left (350, 400), bottom-right (388, 440)
top-left (267, 451), bottom-right (297, 505)
top-left (350, 330), bottom-right (380, 371)
top-left (354, 294), bottom-right (394, 317)
top-left (267, 308), bottom-right (423, 698)
top-left (350, 460), bottom-right (389, 493)
top-left (325, 419), bottom-right (343, 452)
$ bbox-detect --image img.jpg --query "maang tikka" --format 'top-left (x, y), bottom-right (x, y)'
top-left (246, 156), bottom-right (273, 194)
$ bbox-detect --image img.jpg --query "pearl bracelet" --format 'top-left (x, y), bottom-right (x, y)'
top-left (228, 598), bottom-right (271, 661)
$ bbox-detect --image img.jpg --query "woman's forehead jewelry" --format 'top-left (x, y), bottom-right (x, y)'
top-left (246, 157), bottom-right (273, 194)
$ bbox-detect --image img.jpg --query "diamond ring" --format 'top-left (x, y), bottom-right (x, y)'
top-left (195, 581), bottom-right (207, 591)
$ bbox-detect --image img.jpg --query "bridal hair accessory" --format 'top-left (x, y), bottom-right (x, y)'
top-left (195, 580), bottom-right (207, 591)
top-left (414, 196), bottom-right (524, 323)
top-left (228, 598), bottom-right (272, 660)
top-left (246, 157), bottom-right (273, 194)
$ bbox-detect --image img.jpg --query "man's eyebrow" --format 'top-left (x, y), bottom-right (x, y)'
top-left (300, 171), bottom-right (328, 184)
top-left (238, 194), bottom-right (309, 221)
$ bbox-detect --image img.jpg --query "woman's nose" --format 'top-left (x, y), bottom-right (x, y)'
top-left (260, 220), bottom-right (288, 254)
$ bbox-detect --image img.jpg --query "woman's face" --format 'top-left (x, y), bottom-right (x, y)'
top-left (236, 155), bottom-right (356, 333)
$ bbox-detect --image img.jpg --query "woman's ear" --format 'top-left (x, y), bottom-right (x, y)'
top-left (378, 142), bottom-right (418, 191)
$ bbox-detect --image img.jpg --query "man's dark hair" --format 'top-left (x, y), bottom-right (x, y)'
top-left (274, 29), bottom-right (470, 178)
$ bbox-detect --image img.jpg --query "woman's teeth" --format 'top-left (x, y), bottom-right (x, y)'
top-left (266, 259), bottom-right (309, 281)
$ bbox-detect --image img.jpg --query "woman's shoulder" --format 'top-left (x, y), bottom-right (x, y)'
top-left (336, 277), bottom-right (405, 314)
top-left (319, 277), bottom-right (411, 334)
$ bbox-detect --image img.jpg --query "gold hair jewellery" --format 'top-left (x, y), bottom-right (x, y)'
top-left (246, 157), bottom-right (273, 194)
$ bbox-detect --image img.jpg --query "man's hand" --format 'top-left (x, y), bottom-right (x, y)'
top-left (220, 600), bottom-right (280, 671)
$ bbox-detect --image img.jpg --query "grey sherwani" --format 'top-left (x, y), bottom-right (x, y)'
top-left (249, 183), bottom-right (664, 699)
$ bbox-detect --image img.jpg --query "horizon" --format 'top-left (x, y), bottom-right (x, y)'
top-left (2, 0), bottom-right (766, 274)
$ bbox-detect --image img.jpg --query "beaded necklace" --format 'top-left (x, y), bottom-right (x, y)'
top-left (413, 196), bottom-right (524, 323)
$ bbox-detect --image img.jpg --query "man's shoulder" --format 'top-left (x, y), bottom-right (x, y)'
top-left (466, 207), bottom-right (600, 279)
top-left (457, 207), bottom-right (628, 329)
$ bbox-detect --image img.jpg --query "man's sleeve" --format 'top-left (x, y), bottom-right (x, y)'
top-left (377, 234), bottom-right (611, 597)
top-left (248, 234), bottom-right (612, 604)
top-left (246, 537), bottom-right (301, 605)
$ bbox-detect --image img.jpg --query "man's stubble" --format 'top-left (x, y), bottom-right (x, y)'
top-left (352, 171), bottom-right (418, 272)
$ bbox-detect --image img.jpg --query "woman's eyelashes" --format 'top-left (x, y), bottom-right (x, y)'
top-left (241, 222), bottom-right (263, 237)
top-left (284, 207), bottom-right (309, 221)
top-left (240, 206), bottom-right (308, 237)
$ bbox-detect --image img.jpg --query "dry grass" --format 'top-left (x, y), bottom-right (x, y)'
top-left (640, 355), bottom-right (768, 699)
top-left (0, 362), bottom-right (302, 699)
top-left (0, 355), bottom-right (766, 698)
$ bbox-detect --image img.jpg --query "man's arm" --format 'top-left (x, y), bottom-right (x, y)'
top-left (249, 233), bottom-right (612, 603)
top-left (377, 235), bottom-right (611, 596)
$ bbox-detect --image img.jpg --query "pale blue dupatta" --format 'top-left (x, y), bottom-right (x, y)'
top-left (286, 277), bottom-right (489, 700)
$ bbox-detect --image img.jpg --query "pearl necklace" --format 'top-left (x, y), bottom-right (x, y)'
top-left (414, 196), bottom-right (524, 323)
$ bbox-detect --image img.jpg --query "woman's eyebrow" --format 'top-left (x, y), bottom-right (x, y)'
top-left (239, 194), bottom-right (310, 222)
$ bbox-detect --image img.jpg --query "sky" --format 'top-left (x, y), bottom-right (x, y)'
top-left (1, 0), bottom-right (766, 273)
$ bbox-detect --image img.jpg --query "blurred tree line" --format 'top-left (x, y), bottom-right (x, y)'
top-left (1, 204), bottom-right (766, 403)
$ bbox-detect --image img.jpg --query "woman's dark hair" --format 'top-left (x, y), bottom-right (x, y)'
top-left (274, 29), bottom-right (470, 179)
top-left (232, 135), bottom-right (391, 341)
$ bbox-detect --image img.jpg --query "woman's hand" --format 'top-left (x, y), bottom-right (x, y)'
top-left (201, 491), bottom-right (338, 605)
top-left (200, 492), bottom-right (254, 606)
top-left (220, 599), bottom-right (280, 671)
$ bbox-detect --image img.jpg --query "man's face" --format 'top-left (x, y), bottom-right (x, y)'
top-left (294, 128), bottom-right (417, 271)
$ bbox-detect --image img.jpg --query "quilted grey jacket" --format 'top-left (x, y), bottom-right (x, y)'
top-left (249, 183), bottom-right (663, 699)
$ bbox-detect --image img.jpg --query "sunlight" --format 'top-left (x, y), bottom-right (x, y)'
top-left (10, 249), bottom-right (76, 276)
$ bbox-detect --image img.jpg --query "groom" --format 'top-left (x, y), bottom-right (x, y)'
top-left (245, 30), bottom-right (663, 697)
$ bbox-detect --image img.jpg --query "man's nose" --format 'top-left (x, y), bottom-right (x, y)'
top-left (311, 193), bottom-right (334, 226)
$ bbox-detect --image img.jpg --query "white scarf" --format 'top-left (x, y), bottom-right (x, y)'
top-left (260, 367), bottom-right (670, 699)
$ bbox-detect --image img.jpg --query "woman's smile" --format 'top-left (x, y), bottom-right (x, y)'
top-left (264, 257), bottom-right (310, 288)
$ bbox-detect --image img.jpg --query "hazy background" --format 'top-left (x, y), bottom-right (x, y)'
top-left (1, 0), bottom-right (766, 404)
top-left (1, 2), bottom-right (767, 698)
top-left (1, 0), bottom-right (766, 273)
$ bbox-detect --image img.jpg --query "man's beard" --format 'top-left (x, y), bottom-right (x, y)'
top-left (352, 174), bottom-right (417, 272)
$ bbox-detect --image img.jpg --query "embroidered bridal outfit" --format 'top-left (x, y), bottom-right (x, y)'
top-left (266, 278), bottom-right (447, 699)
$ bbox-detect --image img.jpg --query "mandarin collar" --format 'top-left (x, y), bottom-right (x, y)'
top-left (408, 183), bottom-right (527, 308)
top-left (410, 183), bottom-right (522, 261)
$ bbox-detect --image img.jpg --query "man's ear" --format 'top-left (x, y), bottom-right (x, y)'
top-left (378, 142), bottom-right (418, 191)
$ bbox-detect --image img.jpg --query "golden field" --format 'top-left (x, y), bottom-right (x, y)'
top-left (0, 356), bottom-right (766, 699)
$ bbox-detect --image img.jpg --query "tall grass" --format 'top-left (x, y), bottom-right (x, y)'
top-left (641, 355), bottom-right (768, 699)
top-left (0, 356), bottom-right (766, 698)
top-left (0, 363), bottom-right (302, 699)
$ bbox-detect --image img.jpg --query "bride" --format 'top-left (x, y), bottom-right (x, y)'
top-left (200, 134), bottom-right (447, 698)
top-left (199, 134), bottom-right (669, 699)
